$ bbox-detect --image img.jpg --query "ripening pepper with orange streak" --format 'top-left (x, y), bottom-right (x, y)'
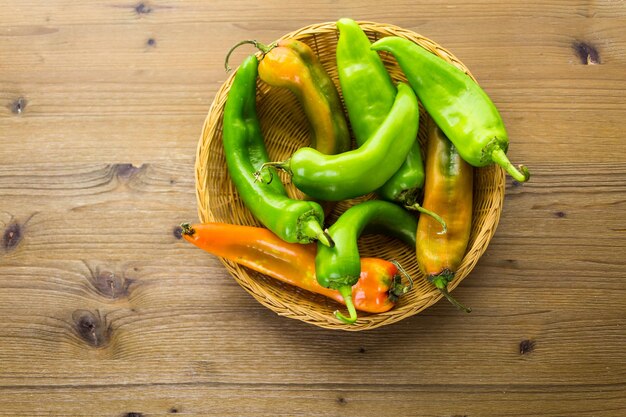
top-left (226, 38), bottom-right (351, 156)
top-left (416, 119), bottom-right (474, 312)
top-left (180, 222), bottom-right (410, 314)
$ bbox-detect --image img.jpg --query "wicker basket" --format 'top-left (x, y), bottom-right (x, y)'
top-left (195, 21), bottom-right (506, 331)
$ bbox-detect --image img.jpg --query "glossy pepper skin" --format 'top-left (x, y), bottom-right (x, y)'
top-left (372, 36), bottom-right (530, 183)
top-left (258, 82), bottom-right (419, 201)
top-left (315, 200), bottom-right (418, 323)
top-left (180, 223), bottom-right (409, 314)
top-left (222, 54), bottom-right (332, 247)
top-left (416, 120), bottom-right (473, 312)
top-left (336, 19), bottom-right (396, 148)
top-left (336, 18), bottom-right (427, 207)
top-left (226, 39), bottom-right (350, 155)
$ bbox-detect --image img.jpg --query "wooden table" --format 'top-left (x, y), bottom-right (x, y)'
top-left (1, 1), bottom-right (625, 416)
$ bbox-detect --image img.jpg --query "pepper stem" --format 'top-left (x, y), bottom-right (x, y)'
top-left (388, 260), bottom-right (414, 302)
top-left (430, 275), bottom-right (472, 313)
top-left (334, 285), bottom-right (358, 324)
top-left (253, 160), bottom-right (291, 184)
top-left (180, 222), bottom-right (195, 236)
top-left (224, 40), bottom-right (276, 72)
top-left (405, 203), bottom-right (447, 234)
top-left (301, 218), bottom-right (334, 248)
top-left (490, 147), bottom-right (530, 183)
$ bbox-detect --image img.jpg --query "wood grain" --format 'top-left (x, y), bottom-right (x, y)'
top-left (1, 1), bottom-right (626, 416)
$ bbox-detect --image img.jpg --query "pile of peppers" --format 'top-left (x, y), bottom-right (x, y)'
top-left (183, 18), bottom-right (530, 324)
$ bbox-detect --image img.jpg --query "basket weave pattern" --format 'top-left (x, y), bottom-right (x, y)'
top-left (196, 21), bottom-right (506, 330)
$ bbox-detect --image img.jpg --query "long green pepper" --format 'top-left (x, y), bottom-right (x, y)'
top-left (372, 36), bottom-right (530, 182)
top-left (222, 55), bottom-right (332, 246)
top-left (316, 200), bottom-right (418, 323)
top-left (336, 19), bottom-right (396, 150)
top-left (336, 19), bottom-right (445, 230)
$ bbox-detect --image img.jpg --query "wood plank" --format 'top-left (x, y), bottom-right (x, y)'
top-left (1, 0), bottom-right (626, 27)
top-left (0, 118), bottom-right (203, 165)
top-left (2, 67), bottom-right (626, 118)
top-left (1, 382), bottom-right (624, 417)
top-left (1, 93), bottom-right (625, 166)
top-left (1, 18), bottom-right (625, 81)
top-left (0, 291), bottom-right (624, 378)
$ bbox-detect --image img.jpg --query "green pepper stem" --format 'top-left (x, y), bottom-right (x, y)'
top-left (253, 160), bottom-right (292, 184)
top-left (430, 275), bottom-right (472, 313)
top-left (301, 218), bottom-right (334, 248)
top-left (224, 40), bottom-right (276, 72)
top-left (334, 285), bottom-right (358, 324)
top-left (387, 275), bottom-right (405, 303)
top-left (388, 260), bottom-right (414, 302)
top-left (405, 203), bottom-right (447, 234)
top-left (490, 147), bottom-right (530, 183)
top-left (439, 286), bottom-right (472, 313)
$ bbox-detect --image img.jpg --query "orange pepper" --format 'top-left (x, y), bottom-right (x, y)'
top-left (181, 222), bottom-right (409, 314)
top-left (256, 39), bottom-right (351, 155)
top-left (416, 120), bottom-right (473, 312)
top-left (225, 39), bottom-right (351, 156)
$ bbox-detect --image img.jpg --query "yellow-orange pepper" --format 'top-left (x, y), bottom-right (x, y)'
top-left (226, 39), bottom-right (351, 155)
top-left (416, 120), bottom-right (473, 312)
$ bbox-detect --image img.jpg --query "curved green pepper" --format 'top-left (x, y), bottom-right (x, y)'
top-left (316, 200), bottom-right (418, 324)
top-left (336, 19), bottom-right (424, 205)
top-left (223, 54), bottom-right (332, 246)
top-left (257, 82), bottom-right (419, 202)
top-left (336, 19), bottom-right (445, 230)
top-left (372, 36), bottom-right (530, 182)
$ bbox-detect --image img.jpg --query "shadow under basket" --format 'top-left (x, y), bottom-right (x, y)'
top-left (195, 21), bottom-right (506, 331)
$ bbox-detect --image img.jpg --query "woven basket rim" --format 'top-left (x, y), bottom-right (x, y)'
top-left (195, 20), bottom-right (505, 331)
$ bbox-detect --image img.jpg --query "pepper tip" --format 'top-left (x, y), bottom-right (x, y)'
top-left (490, 147), bottom-right (530, 183)
top-left (334, 310), bottom-right (357, 324)
top-left (519, 164), bottom-right (531, 182)
top-left (319, 229), bottom-right (335, 248)
top-left (335, 285), bottom-right (358, 324)
top-left (180, 222), bottom-right (195, 236)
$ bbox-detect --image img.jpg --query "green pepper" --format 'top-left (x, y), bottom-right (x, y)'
top-left (335, 18), bottom-right (396, 150)
top-left (335, 19), bottom-right (444, 230)
top-left (222, 54), bottom-right (332, 246)
top-left (316, 200), bottom-right (418, 324)
top-left (372, 36), bottom-right (530, 182)
top-left (336, 19), bottom-right (420, 202)
top-left (257, 82), bottom-right (419, 202)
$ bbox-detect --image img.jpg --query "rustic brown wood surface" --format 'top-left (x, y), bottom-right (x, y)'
top-left (1, 1), bottom-right (625, 416)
